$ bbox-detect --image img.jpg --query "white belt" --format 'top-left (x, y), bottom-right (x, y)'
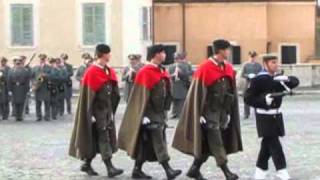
top-left (256, 108), bottom-right (281, 115)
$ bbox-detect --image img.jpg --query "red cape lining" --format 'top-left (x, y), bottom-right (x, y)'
top-left (81, 65), bottom-right (118, 92)
top-left (193, 59), bottom-right (235, 86)
top-left (135, 64), bottom-right (170, 90)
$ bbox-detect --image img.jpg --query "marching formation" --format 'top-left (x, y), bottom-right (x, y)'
top-left (69, 39), bottom-right (300, 180)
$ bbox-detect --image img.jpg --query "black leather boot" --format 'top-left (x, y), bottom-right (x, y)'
top-left (104, 158), bottom-right (124, 178)
top-left (186, 159), bottom-right (207, 180)
top-left (220, 164), bottom-right (239, 180)
top-left (80, 159), bottom-right (98, 176)
top-left (161, 161), bottom-right (182, 180)
top-left (132, 161), bottom-right (152, 179)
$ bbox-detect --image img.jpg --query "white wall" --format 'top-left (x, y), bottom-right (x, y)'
top-left (121, 0), bottom-right (152, 66)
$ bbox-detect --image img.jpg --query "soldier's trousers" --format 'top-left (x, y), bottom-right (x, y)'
top-left (256, 137), bottom-right (287, 171)
top-left (65, 98), bottom-right (71, 114)
top-left (171, 99), bottom-right (184, 117)
top-left (50, 98), bottom-right (58, 119)
top-left (0, 101), bottom-right (10, 119)
top-left (36, 100), bottom-right (50, 120)
top-left (95, 127), bottom-right (113, 160)
top-left (244, 103), bottom-right (250, 118)
top-left (199, 127), bottom-right (228, 166)
top-left (14, 103), bottom-right (24, 120)
top-left (57, 97), bottom-right (64, 115)
top-left (136, 125), bottom-right (170, 163)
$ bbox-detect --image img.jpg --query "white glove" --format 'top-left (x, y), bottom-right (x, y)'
top-left (8, 92), bottom-right (12, 96)
top-left (92, 117), bottom-right (96, 122)
top-left (265, 94), bottom-right (274, 106)
top-left (222, 115), bottom-right (231, 130)
top-left (274, 75), bottom-right (289, 82)
top-left (142, 117), bottom-right (151, 125)
top-left (248, 73), bottom-right (255, 79)
top-left (200, 116), bottom-right (207, 124)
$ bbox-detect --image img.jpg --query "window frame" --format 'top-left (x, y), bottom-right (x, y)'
top-left (4, 0), bottom-right (39, 49)
top-left (77, 0), bottom-right (111, 49)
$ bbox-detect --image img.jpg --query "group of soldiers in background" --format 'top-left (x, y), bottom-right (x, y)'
top-left (0, 53), bottom-right (94, 122)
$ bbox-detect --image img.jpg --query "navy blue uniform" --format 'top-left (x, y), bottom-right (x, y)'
top-left (244, 71), bottom-right (299, 171)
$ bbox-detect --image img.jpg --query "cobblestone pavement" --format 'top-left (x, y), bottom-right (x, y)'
top-left (0, 95), bottom-right (319, 180)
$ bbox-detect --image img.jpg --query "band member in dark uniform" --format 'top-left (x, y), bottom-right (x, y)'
top-left (118, 45), bottom-right (182, 180)
top-left (172, 39), bottom-right (243, 180)
top-left (69, 44), bottom-right (123, 178)
top-left (244, 54), bottom-right (299, 180)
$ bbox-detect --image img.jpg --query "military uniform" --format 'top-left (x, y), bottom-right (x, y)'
top-left (0, 64), bottom-right (10, 120)
top-left (244, 71), bottom-right (299, 175)
top-left (69, 44), bottom-right (123, 178)
top-left (32, 64), bottom-right (52, 121)
top-left (8, 59), bottom-right (32, 121)
top-left (47, 62), bottom-right (62, 120)
top-left (56, 65), bottom-right (68, 116)
top-left (63, 62), bottom-right (73, 114)
top-left (241, 61), bottom-right (262, 118)
top-left (168, 61), bottom-right (193, 118)
top-left (119, 61), bottom-right (181, 180)
top-left (172, 56), bottom-right (242, 180)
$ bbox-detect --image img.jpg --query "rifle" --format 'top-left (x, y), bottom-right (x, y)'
top-left (25, 53), bottom-right (37, 67)
top-left (270, 91), bottom-right (302, 98)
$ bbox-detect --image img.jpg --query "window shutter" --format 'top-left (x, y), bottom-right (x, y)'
top-left (11, 4), bottom-right (33, 46)
top-left (82, 3), bottom-right (105, 46)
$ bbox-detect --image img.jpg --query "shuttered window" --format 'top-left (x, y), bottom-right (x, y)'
top-left (10, 4), bottom-right (34, 46)
top-left (82, 3), bottom-right (105, 46)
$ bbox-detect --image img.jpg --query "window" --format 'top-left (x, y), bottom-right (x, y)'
top-left (148, 43), bottom-right (178, 65)
top-left (231, 45), bottom-right (241, 65)
top-left (141, 6), bottom-right (152, 41)
top-left (280, 45), bottom-right (298, 64)
top-left (82, 3), bottom-right (106, 46)
top-left (10, 4), bottom-right (34, 46)
top-left (207, 45), bottom-right (241, 64)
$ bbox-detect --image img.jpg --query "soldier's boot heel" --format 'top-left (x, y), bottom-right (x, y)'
top-left (186, 165), bottom-right (207, 180)
top-left (132, 161), bottom-right (152, 179)
top-left (80, 161), bottom-right (98, 176)
top-left (220, 164), bottom-right (239, 180)
top-left (161, 161), bottom-right (182, 180)
top-left (104, 158), bottom-right (123, 178)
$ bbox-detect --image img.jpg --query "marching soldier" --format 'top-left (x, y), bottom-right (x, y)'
top-left (172, 40), bottom-right (243, 180)
top-left (32, 54), bottom-right (51, 121)
top-left (56, 58), bottom-right (68, 117)
top-left (75, 53), bottom-right (93, 82)
top-left (168, 52), bottom-right (193, 119)
top-left (244, 55), bottom-right (299, 180)
top-left (7, 57), bottom-right (32, 121)
top-left (0, 57), bottom-right (11, 120)
top-left (69, 44), bottom-right (123, 178)
top-left (118, 45), bottom-right (182, 180)
top-left (121, 54), bottom-right (144, 103)
top-left (241, 51), bottom-right (262, 119)
top-left (60, 53), bottom-right (74, 114)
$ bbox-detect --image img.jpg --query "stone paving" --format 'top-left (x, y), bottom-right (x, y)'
top-left (0, 95), bottom-right (319, 180)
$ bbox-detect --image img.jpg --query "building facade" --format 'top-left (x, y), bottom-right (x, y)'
top-left (153, 0), bottom-right (317, 65)
top-left (0, 0), bottom-right (153, 66)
